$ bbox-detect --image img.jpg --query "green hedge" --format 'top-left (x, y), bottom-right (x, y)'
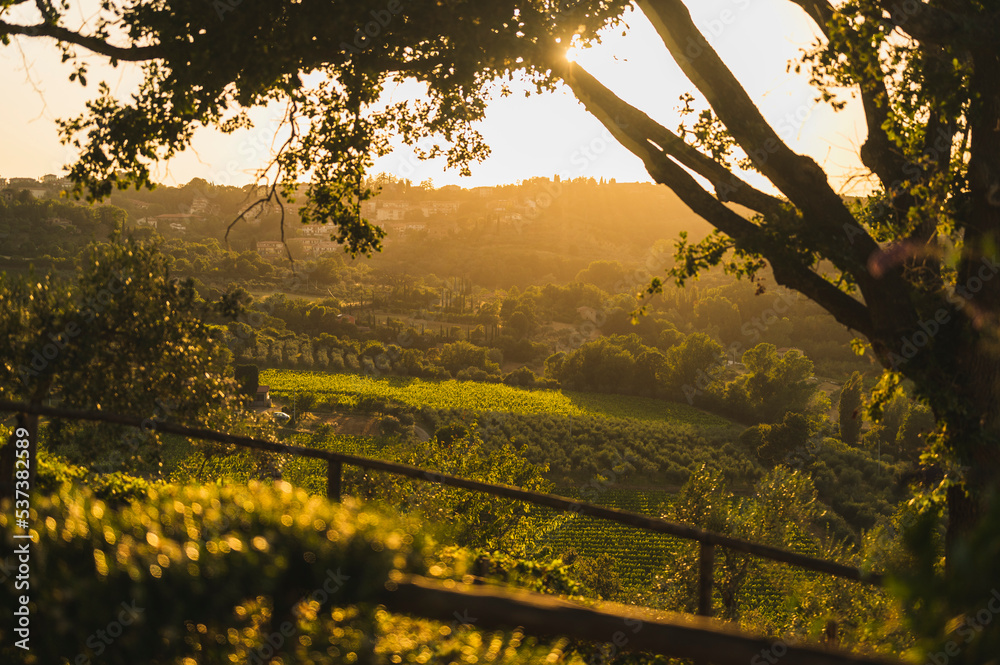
top-left (0, 482), bottom-right (431, 664)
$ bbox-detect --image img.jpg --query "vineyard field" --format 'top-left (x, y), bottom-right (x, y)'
top-left (530, 489), bottom-right (825, 621)
top-left (261, 433), bottom-right (831, 623)
top-left (530, 488), bottom-right (680, 591)
top-left (260, 370), bottom-right (735, 429)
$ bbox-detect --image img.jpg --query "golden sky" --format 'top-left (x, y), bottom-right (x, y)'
top-left (0, 1), bottom-right (871, 194)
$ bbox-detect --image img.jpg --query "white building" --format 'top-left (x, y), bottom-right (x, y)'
top-left (257, 241), bottom-right (285, 256)
top-left (314, 241), bottom-right (340, 255)
top-left (419, 200), bottom-right (460, 216)
top-left (299, 224), bottom-right (329, 237)
top-left (376, 200), bottom-right (411, 221)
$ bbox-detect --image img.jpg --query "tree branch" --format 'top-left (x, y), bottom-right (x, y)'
top-left (787, 0), bottom-right (909, 193)
top-left (647, 153), bottom-right (874, 335)
top-left (874, 1), bottom-right (994, 48)
top-left (787, 0), bottom-right (836, 33)
top-left (558, 61), bottom-right (785, 217)
top-left (550, 59), bottom-right (873, 335)
top-left (636, 1), bottom-right (866, 238)
top-left (636, 0), bottom-right (918, 339)
top-left (0, 19), bottom-right (165, 61)
top-left (553, 63), bottom-right (783, 214)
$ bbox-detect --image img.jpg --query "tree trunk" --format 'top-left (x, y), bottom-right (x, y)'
top-left (941, 337), bottom-right (1000, 556)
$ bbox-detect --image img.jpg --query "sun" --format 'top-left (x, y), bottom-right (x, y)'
top-left (564, 33), bottom-right (586, 62)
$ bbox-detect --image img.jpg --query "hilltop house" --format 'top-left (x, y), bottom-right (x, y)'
top-left (7, 177), bottom-right (38, 189)
top-left (40, 174), bottom-right (73, 189)
top-left (6, 177), bottom-right (46, 199)
top-left (419, 200), bottom-right (460, 216)
top-left (47, 218), bottom-right (76, 231)
top-left (256, 240), bottom-right (285, 256)
top-left (313, 241), bottom-right (340, 255)
top-left (289, 237), bottom-right (322, 252)
top-left (156, 213), bottom-right (199, 229)
top-left (376, 200), bottom-right (410, 221)
top-left (299, 224), bottom-right (329, 237)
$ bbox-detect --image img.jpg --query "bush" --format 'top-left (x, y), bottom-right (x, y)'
top-left (0, 482), bottom-right (433, 664)
top-left (294, 391), bottom-right (317, 413)
top-left (439, 341), bottom-right (500, 376)
top-left (34, 449), bottom-right (158, 506)
top-left (456, 367), bottom-right (499, 382)
top-left (434, 423), bottom-right (470, 447)
top-left (572, 553), bottom-right (623, 600)
top-left (741, 412), bottom-right (813, 465)
top-left (379, 414), bottom-right (405, 435)
top-left (503, 366), bottom-right (540, 388)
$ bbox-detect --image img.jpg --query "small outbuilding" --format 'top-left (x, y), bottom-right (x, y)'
top-left (254, 385), bottom-right (271, 407)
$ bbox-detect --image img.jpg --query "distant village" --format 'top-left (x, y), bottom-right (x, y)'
top-left (1, 174), bottom-right (74, 199)
top-left (0, 173), bottom-right (575, 259)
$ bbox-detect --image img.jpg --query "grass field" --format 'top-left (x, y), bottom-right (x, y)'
top-left (260, 369), bottom-right (735, 429)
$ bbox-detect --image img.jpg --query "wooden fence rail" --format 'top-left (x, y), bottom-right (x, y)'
top-left (0, 399), bottom-right (884, 633)
top-left (383, 575), bottom-right (904, 665)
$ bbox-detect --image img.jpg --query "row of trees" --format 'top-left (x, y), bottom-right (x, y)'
top-left (545, 333), bottom-right (825, 426)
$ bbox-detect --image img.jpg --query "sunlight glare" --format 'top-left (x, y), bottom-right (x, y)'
top-left (565, 32), bottom-right (586, 62)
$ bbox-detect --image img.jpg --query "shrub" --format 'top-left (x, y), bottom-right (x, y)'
top-left (434, 423), bottom-right (470, 447)
top-left (503, 366), bottom-right (540, 387)
top-left (0, 482), bottom-right (433, 664)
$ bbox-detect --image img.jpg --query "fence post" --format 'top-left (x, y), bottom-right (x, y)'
top-left (327, 459), bottom-right (342, 502)
top-left (697, 541), bottom-right (714, 618)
